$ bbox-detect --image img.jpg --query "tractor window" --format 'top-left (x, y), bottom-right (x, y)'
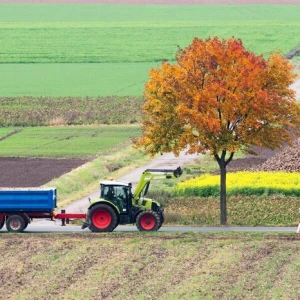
top-left (101, 185), bottom-right (129, 212)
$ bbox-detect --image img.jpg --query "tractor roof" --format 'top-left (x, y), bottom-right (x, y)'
top-left (100, 180), bottom-right (130, 187)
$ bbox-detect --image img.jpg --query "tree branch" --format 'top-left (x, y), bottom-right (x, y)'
top-left (225, 152), bottom-right (235, 166)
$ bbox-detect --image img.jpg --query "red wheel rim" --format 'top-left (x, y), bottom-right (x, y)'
top-left (140, 214), bottom-right (155, 230)
top-left (92, 210), bottom-right (111, 229)
top-left (11, 220), bottom-right (21, 230)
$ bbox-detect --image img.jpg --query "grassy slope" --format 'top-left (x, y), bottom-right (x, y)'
top-left (0, 5), bottom-right (299, 96)
top-left (1, 233), bottom-right (300, 300)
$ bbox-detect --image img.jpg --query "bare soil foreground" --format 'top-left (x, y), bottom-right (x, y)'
top-left (0, 0), bottom-right (299, 3)
top-left (1, 233), bottom-right (300, 299)
top-left (0, 158), bottom-right (87, 187)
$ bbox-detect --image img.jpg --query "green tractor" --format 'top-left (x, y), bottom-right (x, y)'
top-left (82, 167), bottom-right (182, 232)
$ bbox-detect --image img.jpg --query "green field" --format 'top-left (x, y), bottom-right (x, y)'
top-left (1, 21), bottom-right (299, 64)
top-left (2, 4), bottom-right (299, 23)
top-left (0, 126), bottom-right (140, 158)
top-left (0, 4), bottom-right (299, 96)
top-left (0, 63), bottom-right (152, 97)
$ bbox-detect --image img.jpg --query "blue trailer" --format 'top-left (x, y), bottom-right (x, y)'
top-left (0, 188), bottom-right (57, 212)
top-left (0, 188), bottom-right (57, 232)
top-left (0, 188), bottom-right (86, 232)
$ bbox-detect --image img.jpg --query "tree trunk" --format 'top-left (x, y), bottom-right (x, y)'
top-left (215, 151), bottom-right (234, 226)
top-left (219, 161), bottom-right (227, 225)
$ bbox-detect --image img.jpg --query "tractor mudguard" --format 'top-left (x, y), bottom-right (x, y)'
top-left (88, 199), bottom-right (121, 214)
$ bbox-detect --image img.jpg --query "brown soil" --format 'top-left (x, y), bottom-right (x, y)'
top-left (226, 147), bottom-right (281, 172)
top-left (0, 157), bottom-right (87, 187)
top-left (253, 138), bottom-right (300, 172)
top-left (0, 234), bottom-right (300, 300)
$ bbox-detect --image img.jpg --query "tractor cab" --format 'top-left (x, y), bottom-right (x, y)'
top-left (99, 181), bottom-right (132, 213)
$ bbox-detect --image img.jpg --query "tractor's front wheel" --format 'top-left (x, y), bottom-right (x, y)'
top-left (136, 211), bottom-right (161, 231)
top-left (89, 204), bottom-right (118, 232)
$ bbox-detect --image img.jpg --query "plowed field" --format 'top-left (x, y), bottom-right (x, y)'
top-left (0, 158), bottom-right (86, 187)
top-left (1, 233), bottom-right (300, 300)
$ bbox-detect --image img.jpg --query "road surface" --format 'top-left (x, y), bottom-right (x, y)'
top-left (0, 222), bottom-right (298, 233)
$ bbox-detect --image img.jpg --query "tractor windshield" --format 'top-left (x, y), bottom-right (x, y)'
top-left (101, 185), bottom-right (130, 212)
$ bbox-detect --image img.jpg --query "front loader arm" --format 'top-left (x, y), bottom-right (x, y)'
top-left (132, 167), bottom-right (182, 204)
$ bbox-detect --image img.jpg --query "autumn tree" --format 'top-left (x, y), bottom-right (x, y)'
top-left (135, 37), bottom-right (300, 225)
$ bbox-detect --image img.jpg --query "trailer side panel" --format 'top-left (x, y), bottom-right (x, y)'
top-left (0, 188), bottom-right (57, 212)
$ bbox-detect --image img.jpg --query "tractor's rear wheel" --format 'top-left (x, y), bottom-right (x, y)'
top-left (89, 204), bottom-right (118, 232)
top-left (6, 215), bottom-right (26, 233)
top-left (136, 211), bottom-right (161, 231)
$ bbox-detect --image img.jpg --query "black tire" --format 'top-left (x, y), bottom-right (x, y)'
top-left (157, 220), bottom-right (163, 230)
top-left (23, 218), bottom-right (29, 230)
top-left (158, 211), bottom-right (164, 230)
top-left (89, 204), bottom-right (118, 232)
top-left (0, 220), bottom-right (4, 230)
top-left (136, 210), bottom-right (161, 232)
top-left (6, 215), bottom-right (26, 233)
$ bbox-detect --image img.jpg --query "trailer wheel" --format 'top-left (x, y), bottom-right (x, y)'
top-left (6, 215), bottom-right (26, 233)
top-left (23, 218), bottom-right (29, 230)
top-left (136, 211), bottom-right (161, 231)
top-left (89, 204), bottom-right (118, 232)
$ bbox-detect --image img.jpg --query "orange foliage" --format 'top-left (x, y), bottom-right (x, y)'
top-left (136, 37), bottom-right (300, 157)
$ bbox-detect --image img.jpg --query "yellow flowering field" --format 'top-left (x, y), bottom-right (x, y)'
top-left (176, 171), bottom-right (300, 197)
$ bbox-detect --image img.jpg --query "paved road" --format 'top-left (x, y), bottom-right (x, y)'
top-left (0, 222), bottom-right (298, 233)
top-left (291, 79), bottom-right (300, 100)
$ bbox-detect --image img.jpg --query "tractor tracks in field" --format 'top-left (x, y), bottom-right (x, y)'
top-left (0, 128), bottom-right (22, 142)
top-left (285, 44), bottom-right (300, 59)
